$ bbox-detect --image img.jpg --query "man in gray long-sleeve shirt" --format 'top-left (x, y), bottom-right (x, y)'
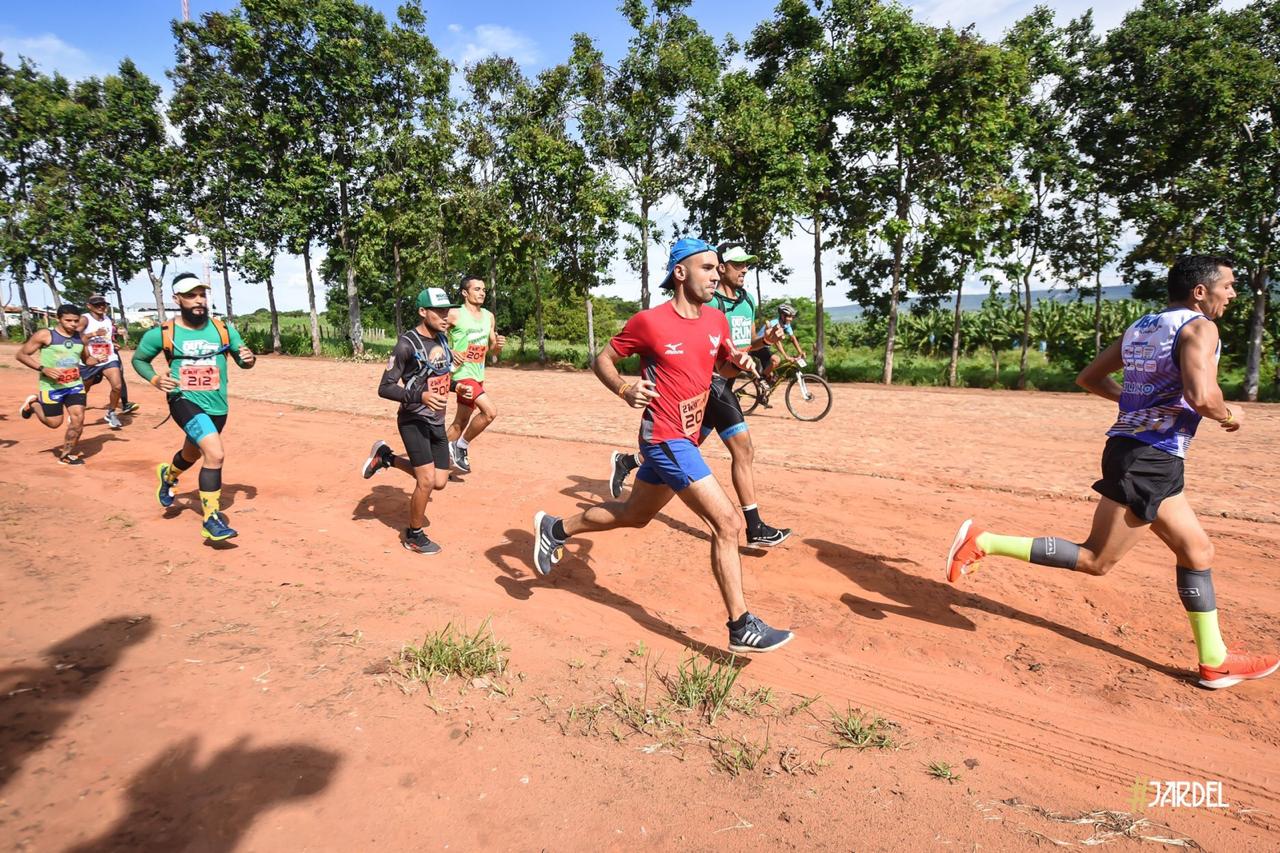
top-left (359, 287), bottom-right (459, 554)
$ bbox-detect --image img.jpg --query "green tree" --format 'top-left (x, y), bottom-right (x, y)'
top-left (1087, 0), bottom-right (1280, 400)
top-left (571, 0), bottom-right (720, 310)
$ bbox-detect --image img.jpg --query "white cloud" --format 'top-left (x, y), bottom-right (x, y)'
top-left (0, 32), bottom-right (103, 80)
top-left (456, 25), bottom-right (539, 68)
top-left (447, 23), bottom-right (462, 34)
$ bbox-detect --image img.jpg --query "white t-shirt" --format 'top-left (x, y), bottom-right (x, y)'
top-left (82, 312), bottom-right (118, 364)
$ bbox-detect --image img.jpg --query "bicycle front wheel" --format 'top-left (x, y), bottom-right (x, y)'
top-left (732, 373), bottom-right (762, 415)
top-left (785, 373), bottom-right (832, 421)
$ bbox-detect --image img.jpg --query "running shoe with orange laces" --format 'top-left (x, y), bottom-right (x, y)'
top-left (946, 519), bottom-right (986, 582)
top-left (1198, 650), bottom-right (1280, 689)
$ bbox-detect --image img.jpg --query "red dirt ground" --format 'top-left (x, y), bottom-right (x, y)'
top-left (1, 341), bottom-right (1277, 851)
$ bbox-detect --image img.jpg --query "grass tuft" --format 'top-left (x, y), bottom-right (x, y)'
top-left (395, 618), bottom-right (507, 684)
top-left (927, 760), bottom-right (961, 783)
top-left (666, 653), bottom-right (742, 724)
top-left (829, 705), bottom-right (898, 751)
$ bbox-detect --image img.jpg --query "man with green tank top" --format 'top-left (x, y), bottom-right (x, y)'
top-left (606, 241), bottom-right (792, 547)
top-left (132, 273), bottom-right (256, 542)
top-left (17, 304), bottom-right (98, 464)
top-left (445, 275), bottom-right (504, 474)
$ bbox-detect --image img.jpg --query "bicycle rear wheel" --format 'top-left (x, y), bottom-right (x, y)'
top-left (732, 373), bottom-right (762, 415)
top-left (785, 373), bottom-right (833, 421)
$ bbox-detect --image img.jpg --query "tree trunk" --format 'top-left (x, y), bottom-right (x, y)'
top-left (1018, 187), bottom-right (1043, 390)
top-left (812, 206), bottom-right (826, 377)
top-left (219, 246), bottom-right (235, 323)
top-left (883, 150), bottom-right (908, 385)
top-left (338, 178), bottom-right (364, 356)
top-left (947, 282), bottom-right (963, 387)
top-left (265, 277), bottom-right (282, 354)
top-left (303, 239), bottom-right (322, 356)
top-left (488, 255), bottom-right (498, 328)
top-left (110, 264), bottom-right (129, 346)
top-left (754, 267), bottom-right (763, 311)
top-left (1019, 267), bottom-right (1033, 390)
top-left (1093, 265), bottom-right (1103, 355)
top-left (146, 258), bottom-right (166, 322)
top-left (15, 267), bottom-right (34, 337)
top-left (0, 284), bottom-right (9, 339)
top-left (1243, 265), bottom-right (1267, 402)
top-left (639, 199), bottom-right (651, 310)
top-left (41, 265), bottom-right (61, 306)
top-left (534, 254), bottom-right (546, 363)
top-left (586, 293), bottom-right (596, 355)
top-left (392, 240), bottom-right (404, 339)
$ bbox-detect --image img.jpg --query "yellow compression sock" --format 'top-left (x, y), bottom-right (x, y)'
top-left (1186, 611), bottom-right (1228, 667)
top-left (975, 532), bottom-right (1032, 561)
top-left (199, 490), bottom-right (221, 520)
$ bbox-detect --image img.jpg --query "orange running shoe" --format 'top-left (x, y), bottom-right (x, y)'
top-left (946, 519), bottom-right (986, 583)
top-left (1198, 650), bottom-right (1280, 689)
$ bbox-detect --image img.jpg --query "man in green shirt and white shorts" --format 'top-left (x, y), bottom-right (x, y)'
top-left (445, 275), bottom-right (505, 474)
top-left (132, 274), bottom-right (256, 542)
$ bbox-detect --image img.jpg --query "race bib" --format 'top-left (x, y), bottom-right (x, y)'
top-left (427, 373), bottom-right (451, 396)
top-left (464, 343), bottom-right (487, 363)
top-left (88, 342), bottom-right (112, 360)
top-left (179, 365), bottom-right (220, 391)
top-left (679, 390), bottom-right (709, 436)
top-left (57, 368), bottom-right (82, 384)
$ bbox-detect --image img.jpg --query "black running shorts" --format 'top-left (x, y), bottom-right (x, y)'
top-left (701, 374), bottom-right (748, 441)
top-left (398, 418), bottom-right (449, 469)
top-left (1092, 435), bottom-right (1185, 523)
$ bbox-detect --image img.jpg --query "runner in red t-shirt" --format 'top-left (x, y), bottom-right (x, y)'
top-left (531, 238), bottom-right (794, 654)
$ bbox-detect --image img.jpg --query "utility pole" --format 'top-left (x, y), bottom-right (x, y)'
top-left (182, 0), bottom-right (190, 22)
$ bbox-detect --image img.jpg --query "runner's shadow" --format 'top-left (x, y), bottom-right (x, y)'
top-left (0, 615), bottom-right (154, 792)
top-left (46, 433), bottom-right (126, 460)
top-left (807, 538), bottom-right (1180, 677)
top-left (486, 528), bottom-right (743, 666)
top-left (352, 484), bottom-right (410, 532)
top-left (66, 735), bottom-right (339, 852)
top-left (558, 475), bottom-right (712, 544)
top-left (163, 483), bottom-right (259, 519)
top-left (0, 439), bottom-right (15, 449)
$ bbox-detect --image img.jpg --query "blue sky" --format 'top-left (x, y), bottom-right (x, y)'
top-left (3, 0), bottom-right (1167, 313)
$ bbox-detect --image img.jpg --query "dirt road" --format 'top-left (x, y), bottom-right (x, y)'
top-left (2, 344), bottom-right (1277, 850)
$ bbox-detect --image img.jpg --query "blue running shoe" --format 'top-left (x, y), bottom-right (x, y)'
top-left (202, 511), bottom-right (238, 542)
top-left (727, 613), bottom-right (794, 654)
top-left (532, 511), bottom-right (564, 576)
top-left (156, 463), bottom-right (177, 508)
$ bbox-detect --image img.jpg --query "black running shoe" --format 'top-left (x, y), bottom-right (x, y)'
top-left (403, 527), bottom-right (441, 555)
top-left (20, 394), bottom-right (36, 419)
top-left (609, 451), bottom-right (632, 499)
top-left (728, 613), bottom-right (794, 653)
top-left (532, 511), bottom-right (564, 576)
top-left (746, 523), bottom-right (792, 547)
top-left (361, 440), bottom-right (394, 479)
top-left (452, 442), bottom-right (471, 474)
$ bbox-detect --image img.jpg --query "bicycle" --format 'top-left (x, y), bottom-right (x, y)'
top-left (732, 357), bottom-right (833, 421)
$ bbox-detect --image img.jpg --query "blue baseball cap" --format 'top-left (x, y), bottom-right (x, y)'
top-left (660, 237), bottom-right (717, 290)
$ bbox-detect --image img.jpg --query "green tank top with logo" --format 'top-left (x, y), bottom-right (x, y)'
top-left (710, 288), bottom-right (757, 349)
top-left (448, 306), bottom-right (493, 382)
top-left (39, 330), bottom-right (85, 391)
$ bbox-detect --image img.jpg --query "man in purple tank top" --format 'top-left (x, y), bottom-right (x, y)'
top-left (945, 255), bottom-right (1276, 690)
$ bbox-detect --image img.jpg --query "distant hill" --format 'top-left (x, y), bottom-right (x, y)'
top-left (825, 285), bottom-right (1135, 322)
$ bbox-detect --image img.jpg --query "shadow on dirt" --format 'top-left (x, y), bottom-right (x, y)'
top-left (0, 615), bottom-right (155, 791)
top-left (66, 736), bottom-right (340, 852)
top-left (162, 483), bottom-right (258, 519)
top-left (558, 473), bottom-right (714, 544)
top-left (486, 527), bottom-right (743, 666)
top-left (807, 537), bottom-right (1182, 678)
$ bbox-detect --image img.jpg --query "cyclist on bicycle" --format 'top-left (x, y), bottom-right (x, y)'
top-left (751, 303), bottom-right (807, 385)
